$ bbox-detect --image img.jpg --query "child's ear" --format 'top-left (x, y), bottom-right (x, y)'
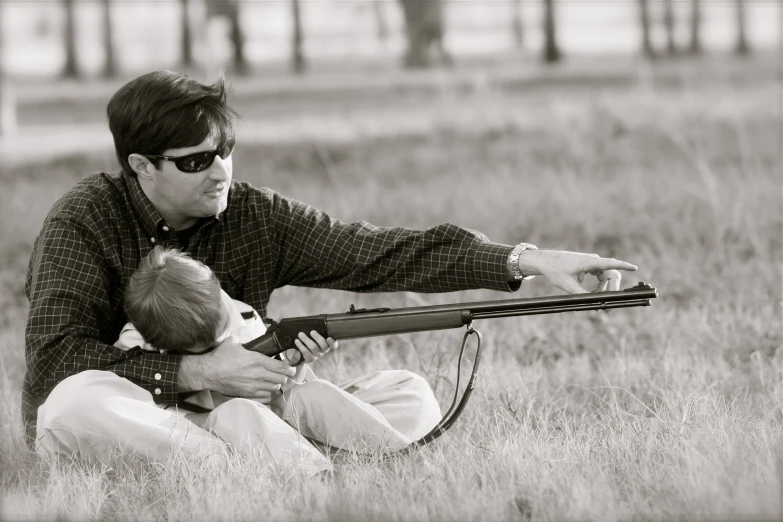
top-left (128, 154), bottom-right (157, 179)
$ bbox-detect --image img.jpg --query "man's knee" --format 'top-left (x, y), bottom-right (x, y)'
top-left (38, 370), bottom-right (151, 431)
top-left (207, 398), bottom-right (294, 447)
top-left (35, 370), bottom-right (159, 460)
top-left (288, 379), bottom-right (342, 403)
top-left (209, 397), bottom-right (271, 420)
top-left (277, 379), bottom-right (361, 423)
top-left (208, 398), bottom-right (331, 474)
top-left (206, 398), bottom-right (282, 435)
top-left (375, 370), bottom-right (442, 439)
top-left (384, 370), bottom-right (441, 417)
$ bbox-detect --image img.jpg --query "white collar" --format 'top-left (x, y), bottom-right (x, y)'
top-left (214, 289), bottom-right (246, 343)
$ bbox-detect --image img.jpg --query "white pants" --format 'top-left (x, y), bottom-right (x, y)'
top-left (35, 369), bottom-right (441, 475)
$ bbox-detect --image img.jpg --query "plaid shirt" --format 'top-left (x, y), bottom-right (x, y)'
top-left (24, 172), bottom-right (519, 432)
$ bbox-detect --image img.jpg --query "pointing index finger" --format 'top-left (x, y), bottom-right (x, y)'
top-left (593, 258), bottom-right (638, 272)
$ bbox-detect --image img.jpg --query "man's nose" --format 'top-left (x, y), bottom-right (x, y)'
top-left (209, 155), bottom-right (231, 181)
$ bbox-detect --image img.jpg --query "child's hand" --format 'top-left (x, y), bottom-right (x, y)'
top-left (294, 331), bottom-right (338, 364)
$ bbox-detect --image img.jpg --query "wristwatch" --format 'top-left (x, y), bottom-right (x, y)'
top-left (508, 243), bottom-right (538, 281)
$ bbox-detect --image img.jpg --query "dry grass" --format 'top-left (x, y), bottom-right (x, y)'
top-left (0, 64), bottom-right (781, 521)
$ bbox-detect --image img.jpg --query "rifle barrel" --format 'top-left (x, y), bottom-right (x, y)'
top-left (471, 299), bottom-right (651, 319)
top-left (324, 285), bottom-right (657, 340)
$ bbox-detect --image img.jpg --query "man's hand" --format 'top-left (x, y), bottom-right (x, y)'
top-left (295, 330), bottom-right (338, 364)
top-left (178, 335), bottom-right (295, 404)
top-left (518, 249), bottom-right (637, 294)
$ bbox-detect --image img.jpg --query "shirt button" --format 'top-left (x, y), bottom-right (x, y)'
top-left (154, 373), bottom-right (161, 380)
top-left (154, 388), bottom-right (161, 395)
top-left (162, 226), bottom-right (170, 232)
top-left (150, 237), bottom-right (156, 244)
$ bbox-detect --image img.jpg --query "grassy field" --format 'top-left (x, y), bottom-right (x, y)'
top-left (0, 60), bottom-right (781, 521)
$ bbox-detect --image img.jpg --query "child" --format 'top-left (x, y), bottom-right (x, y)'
top-left (116, 245), bottom-right (311, 412)
top-left (115, 246), bottom-right (442, 471)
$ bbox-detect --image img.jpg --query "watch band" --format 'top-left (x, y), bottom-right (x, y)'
top-left (508, 243), bottom-right (538, 281)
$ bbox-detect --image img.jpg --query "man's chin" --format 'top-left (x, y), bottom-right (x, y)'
top-left (211, 202), bottom-right (228, 218)
top-left (201, 195), bottom-right (228, 216)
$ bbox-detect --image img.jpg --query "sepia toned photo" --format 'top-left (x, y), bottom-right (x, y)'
top-left (0, 1), bottom-right (780, 520)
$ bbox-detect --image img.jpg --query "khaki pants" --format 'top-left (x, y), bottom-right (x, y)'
top-left (35, 370), bottom-right (441, 475)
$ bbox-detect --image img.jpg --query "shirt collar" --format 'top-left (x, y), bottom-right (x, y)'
top-left (215, 289), bottom-right (246, 343)
top-left (126, 172), bottom-right (166, 238)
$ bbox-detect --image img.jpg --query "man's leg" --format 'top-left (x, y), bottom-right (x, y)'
top-left (36, 371), bottom-right (331, 475)
top-left (272, 370), bottom-right (441, 451)
top-left (337, 370), bottom-right (442, 441)
top-left (36, 370), bottom-right (226, 465)
top-left (204, 398), bottom-right (332, 475)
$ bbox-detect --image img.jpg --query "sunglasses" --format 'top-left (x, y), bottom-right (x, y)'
top-left (144, 136), bottom-right (236, 173)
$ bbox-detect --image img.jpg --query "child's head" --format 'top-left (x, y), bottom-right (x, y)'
top-left (124, 246), bottom-right (225, 353)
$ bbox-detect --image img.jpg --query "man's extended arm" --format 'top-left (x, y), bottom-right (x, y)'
top-left (261, 188), bottom-right (519, 294)
top-left (259, 188), bottom-right (636, 296)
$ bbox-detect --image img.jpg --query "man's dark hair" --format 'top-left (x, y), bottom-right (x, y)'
top-left (107, 70), bottom-right (238, 176)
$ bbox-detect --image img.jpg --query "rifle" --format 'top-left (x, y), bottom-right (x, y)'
top-left (244, 282), bottom-right (657, 362)
top-left (244, 282), bottom-right (657, 452)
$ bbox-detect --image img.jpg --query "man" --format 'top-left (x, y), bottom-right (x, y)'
top-left (25, 70), bottom-right (637, 465)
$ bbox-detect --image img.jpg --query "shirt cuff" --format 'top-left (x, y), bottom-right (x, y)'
top-left (470, 242), bottom-right (522, 292)
top-left (136, 354), bottom-right (182, 405)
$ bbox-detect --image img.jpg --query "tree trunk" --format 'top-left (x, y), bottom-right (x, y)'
top-left (62, 0), bottom-right (79, 78)
top-left (400, 0), bottom-right (430, 68)
top-left (227, 1), bottom-right (248, 74)
top-left (689, 0), bottom-right (702, 54)
top-left (639, 0), bottom-right (655, 59)
top-left (398, 0), bottom-right (448, 68)
top-left (735, 0), bottom-right (750, 55)
top-left (373, 0), bottom-right (389, 43)
top-left (663, 0), bottom-right (676, 55)
top-left (101, 0), bottom-right (116, 78)
top-left (542, 0), bottom-right (561, 63)
top-left (512, 0), bottom-right (523, 48)
top-left (0, 1), bottom-right (18, 137)
top-left (291, 0), bottom-right (305, 74)
top-left (180, 0), bottom-right (193, 67)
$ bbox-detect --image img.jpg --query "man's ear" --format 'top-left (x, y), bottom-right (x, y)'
top-left (128, 153), bottom-right (157, 179)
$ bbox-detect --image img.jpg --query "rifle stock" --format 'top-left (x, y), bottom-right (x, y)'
top-left (243, 282), bottom-right (658, 364)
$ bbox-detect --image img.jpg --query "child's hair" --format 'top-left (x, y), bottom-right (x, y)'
top-left (124, 246), bottom-right (223, 353)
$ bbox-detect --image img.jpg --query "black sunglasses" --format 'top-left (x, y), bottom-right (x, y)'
top-left (144, 136), bottom-right (236, 173)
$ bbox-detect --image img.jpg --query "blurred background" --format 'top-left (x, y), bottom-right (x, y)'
top-left (1, 4), bottom-right (782, 518)
top-left (2, 0), bottom-right (780, 77)
top-left (0, 0), bottom-right (780, 163)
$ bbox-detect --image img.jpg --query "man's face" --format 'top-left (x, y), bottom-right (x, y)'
top-left (148, 135), bottom-right (233, 229)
